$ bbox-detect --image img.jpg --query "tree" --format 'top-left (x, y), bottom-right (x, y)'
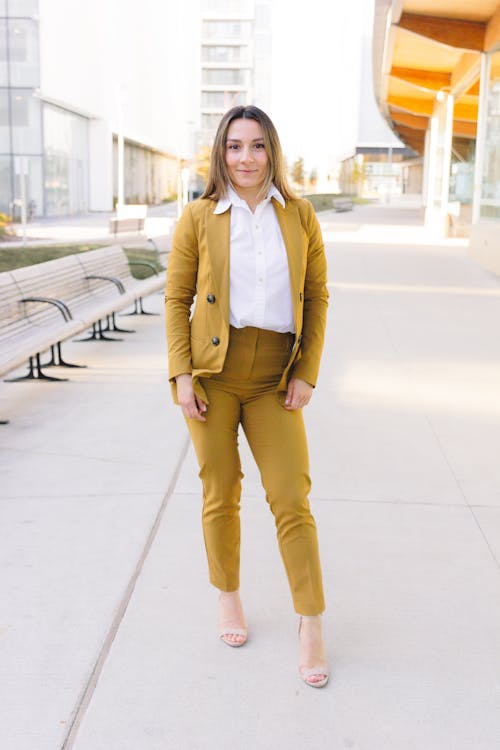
top-left (291, 157), bottom-right (305, 191)
top-left (194, 145), bottom-right (212, 183)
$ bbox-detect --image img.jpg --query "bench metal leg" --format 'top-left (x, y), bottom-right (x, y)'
top-left (4, 354), bottom-right (69, 382)
top-left (43, 342), bottom-right (87, 369)
top-left (102, 312), bottom-right (135, 334)
top-left (122, 297), bottom-right (159, 316)
top-left (75, 320), bottom-right (123, 342)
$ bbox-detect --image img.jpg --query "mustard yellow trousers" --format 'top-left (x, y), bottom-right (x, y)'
top-left (186, 326), bottom-right (325, 615)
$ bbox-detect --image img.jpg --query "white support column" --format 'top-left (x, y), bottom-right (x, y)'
top-left (424, 116), bottom-right (438, 229)
top-left (472, 53), bottom-right (491, 224)
top-left (440, 94), bottom-right (454, 210)
top-left (88, 119), bottom-right (113, 211)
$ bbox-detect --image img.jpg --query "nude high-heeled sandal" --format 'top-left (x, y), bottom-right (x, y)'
top-left (298, 615), bottom-right (329, 688)
top-left (218, 591), bottom-right (248, 647)
top-left (218, 626), bottom-right (248, 647)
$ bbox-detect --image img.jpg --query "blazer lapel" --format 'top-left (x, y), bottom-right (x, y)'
top-left (273, 198), bottom-right (303, 332)
top-left (206, 207), bottom-right (231, 323)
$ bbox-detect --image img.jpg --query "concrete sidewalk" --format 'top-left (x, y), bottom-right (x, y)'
top-left (1, 204), bottom-right (500, 750)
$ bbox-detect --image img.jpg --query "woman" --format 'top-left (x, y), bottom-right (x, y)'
top-left (165, 105), bottom-right (329, 688)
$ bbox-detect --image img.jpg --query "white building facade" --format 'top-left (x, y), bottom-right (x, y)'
top-left (0, 0), bottom-right (183, 218)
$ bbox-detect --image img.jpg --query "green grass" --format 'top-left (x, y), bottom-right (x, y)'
top-left (0, 244), bottom-right (103, 272)
top-left (0, 243), bottom-right (164, 278)
top-left (303, 193), bottom-right (377, 211)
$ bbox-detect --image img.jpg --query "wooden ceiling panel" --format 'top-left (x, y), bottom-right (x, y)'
top-left (393, 27), bottom-right (464, 71)
top-left (491, 50), bottom-right (500, 77)
top-left (388, 95), bottom-right (435, 116)
top-left (452, 121), bottom-right (477, 138)
top-left (398, 13), bottom-right (485, 51)
top-left (388, 76), bottom-right (437, 100)
top-left (402, 1), bottom-right (498, 23)
top-left (390, 66), bottom-right (451, 92)
top-left (389, 109), bottom-right (430, 130)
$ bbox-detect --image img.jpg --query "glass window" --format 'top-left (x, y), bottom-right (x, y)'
top-left (202, 20), bottom-right (251, 39)
top-left (10, 88), bottom-right (41, 153)
top-left (201, 112), bottom-right (223, 131)
top-left (0, 21), bottom-right (8, 84)
top-left (201, 90), bottom-right (245, 108)
top-left (0, 88), bottom-right (10, 150)
top-left (8, 19), bottom-right (39, 86)
top-left (202, 67), bottom-right (245, 85)
top-left (201, 45), bottom-right (245, 63)
top-left (480, 51), bottom-right (500, 220)
top-left (43, 103), bottom-right (88, 216)
top-left (7, 1), bottom-right (38, 17)
top-left (0, 154), bottom-right (12, 214)
top-left (12, 152), bottom-right (42, 216)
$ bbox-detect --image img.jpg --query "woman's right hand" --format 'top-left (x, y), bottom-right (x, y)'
top-left (176, 373), bottom-right (207, 422)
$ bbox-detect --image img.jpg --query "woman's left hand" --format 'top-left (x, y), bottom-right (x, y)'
top-left (284, 378), bottom-right (313, 410)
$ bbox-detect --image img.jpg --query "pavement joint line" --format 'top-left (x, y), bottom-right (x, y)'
top-left (0, 447), bottom-right (168, 466)
top-left (0, 492), bottom-right (173, 500)
top-left (168, 490), bottom-right (476, 508)
top-left (59, 432), bottom-right (190, 750)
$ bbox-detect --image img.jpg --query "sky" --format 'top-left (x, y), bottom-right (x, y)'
top-left (270, 0), bottom-right (377, 174)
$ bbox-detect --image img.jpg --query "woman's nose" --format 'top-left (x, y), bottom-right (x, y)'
top-left (240, 146), bottom-right (253, 162)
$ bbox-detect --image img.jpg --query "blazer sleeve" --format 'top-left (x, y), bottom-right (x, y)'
top-left (165, 203), bottom-right (199, 382)
top-left (289, 200), bottom-right (329, 387)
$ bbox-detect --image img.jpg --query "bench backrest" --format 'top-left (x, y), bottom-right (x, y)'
top-left (75, 245), bottom-right (133, 290)
top-left (11, 255), bottom-right (91, 326)
top-left (0, 271), bottom-right (30, 346)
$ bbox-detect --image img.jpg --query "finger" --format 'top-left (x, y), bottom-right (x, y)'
top-left (195, 395), bottom-right (207, 413)
top-left (284, 383), bottom-right (294, 407)
top-left (182, 407), bottom-right (206, 422)
top-left (180, 399), bottom-right (206, 422)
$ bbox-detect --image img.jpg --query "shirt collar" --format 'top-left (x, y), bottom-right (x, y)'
top-left (213, 183), bottom-right (285, 214)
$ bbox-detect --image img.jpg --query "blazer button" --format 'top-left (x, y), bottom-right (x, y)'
top-left (299, 292), bottom-right (303, 302)
top-left (211, 336), bottom-right (220, 346)
top-left (207, 294), bottom-right (216, 304)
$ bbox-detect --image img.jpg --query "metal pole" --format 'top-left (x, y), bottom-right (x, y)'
top-left (386, 145), bottom-right (393, 204)
top-left (20, 156), bottom-right (27, 245)
top-left (117, 88), bottom-right (125, 208)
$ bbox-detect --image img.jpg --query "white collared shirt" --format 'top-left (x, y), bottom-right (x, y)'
top-left (214, 183), bottom-right (295, 334)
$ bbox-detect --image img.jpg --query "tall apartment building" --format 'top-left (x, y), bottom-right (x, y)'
top-left (197, 0), bottom-right (272, 150)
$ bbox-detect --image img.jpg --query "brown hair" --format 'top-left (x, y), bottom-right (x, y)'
top-left (201, 105), bottom-right (296, 202)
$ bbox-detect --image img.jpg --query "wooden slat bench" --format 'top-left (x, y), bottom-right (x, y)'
top-left (332, 197), bottom-right (354, 212)
top-left (109, 217), bottom-right (145, 236)
top-left (0, 245), bottom-right (166, 391)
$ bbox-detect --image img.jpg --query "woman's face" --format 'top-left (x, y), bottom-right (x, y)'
top-left (225, 118), bottom-right (269, 195)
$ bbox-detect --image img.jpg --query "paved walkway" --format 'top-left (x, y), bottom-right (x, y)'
top-left (1, 203), bottom-right (500, 750)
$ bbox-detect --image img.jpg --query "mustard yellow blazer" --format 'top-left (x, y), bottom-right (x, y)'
top-left (165, 196), bottom-right (329, 404)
